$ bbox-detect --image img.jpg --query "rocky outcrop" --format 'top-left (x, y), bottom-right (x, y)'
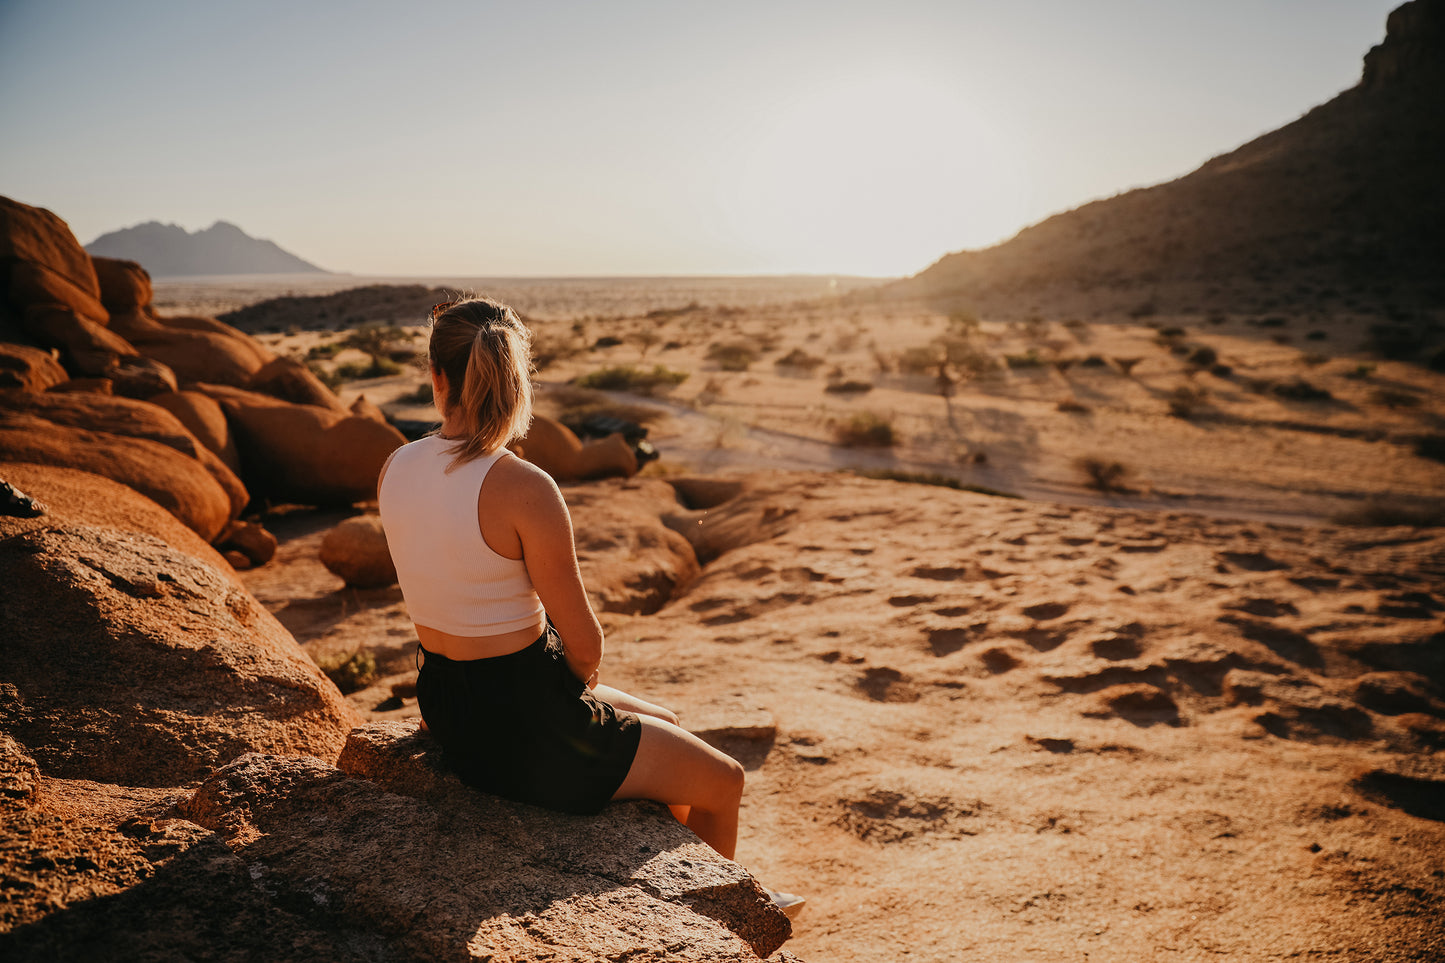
top-left (0, 414), bottom-right (234, 541)
top-left (196, 383), bottom-right (404, 505)
top-left (0, 390), bottom-right (247, 535)
top-left (513, 414), bottom-right (639, 481)
top-left (0, 342), bottom-right (66, 391)
top-left (0, 520), bottom-right (356, 787)
top-left (1362, 0), bottom-right (1445, 88)
top-left (0, 461), bottom-right (233, 573)
top-left (108, 308), bottom-right (273, 387)
top-left (319, 514), bottom-right (396, 588)
top-left (148, 388), bottom-right (242, 473)
top-left (174, 726), bottom-right (791, 960)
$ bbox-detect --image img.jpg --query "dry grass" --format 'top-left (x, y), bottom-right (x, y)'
top-left (834, 411), bottom-right (897, 447)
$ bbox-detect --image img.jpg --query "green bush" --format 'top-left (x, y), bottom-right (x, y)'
top-left (834, 411), bottom-right (896, 447)
top-left (315, 648), bottom-right (378, 694)
top-left (573, 364), bottom-right (688, 395)
top-left (706, 342), bottom-right (758, 372)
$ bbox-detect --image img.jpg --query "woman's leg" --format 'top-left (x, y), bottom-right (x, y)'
top-left (592, 683), bottom-right (679, 725)
top-left (612, 716), bottom-right (744, 860)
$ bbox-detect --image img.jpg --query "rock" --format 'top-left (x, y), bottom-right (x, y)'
top-left (0, 461), bottom-right (233, 573)
top-left (513, 415), bottom-right (638, 481)
top-left (0, 196), bottom-right (106, 322)
top-left (220, 518), bottom-right (278, 568)
top-left (348, 393), bottom-right (388, 424)
top-left (197, 383), bottom-right (405, 505)
top-left (565, 477), bottom-right (701, 615)
top-left (148, 388), bottom-right (242, 473)
top-left (108, 308), bottom-right (272, 387)
top-left (17, 303), bottom-right (135, 376)
top-left (319, 515), bottom-right (396, 588)
top-left (0, 341), bottom-right (66, 391)
top-left (169, 729), bottom-right (791, 960)
top-left (0, 389), bottom-right (248, 523)
top-left (89, 255), bottom-right (153, 312)
top-left (8, 259), bottom-right (109, 327)
top-left (0, 413), bottom-right (233, 541)
top-left (0, 523), bottom-right (356, 786)
top-left (247, 355), bottom-right (347, 410)
top-left (105, 354), bottom-right (178, 398)
top-left (46, 376), bottom-right (112, 394)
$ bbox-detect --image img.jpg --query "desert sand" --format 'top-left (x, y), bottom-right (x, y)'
top-left (179, 274), bottom-right (1445, 962)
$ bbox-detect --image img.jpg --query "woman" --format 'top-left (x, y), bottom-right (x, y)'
top-left (377, 296), bottom-right (745, 858)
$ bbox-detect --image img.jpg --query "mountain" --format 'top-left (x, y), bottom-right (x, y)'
top-left (896, 0), bottom-right (1445, 316)
top-left (84, 220), bottom-right (328, 277)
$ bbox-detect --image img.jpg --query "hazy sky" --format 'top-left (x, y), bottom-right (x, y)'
top-left (0, 0), bottom-right (1399, 277)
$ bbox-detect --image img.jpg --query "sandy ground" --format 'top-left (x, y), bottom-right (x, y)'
top-left (204, 276), bottom-right (1443, 961)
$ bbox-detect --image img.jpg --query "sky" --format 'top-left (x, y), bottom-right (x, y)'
top-left (0, 0), bottom-right (1400, 278)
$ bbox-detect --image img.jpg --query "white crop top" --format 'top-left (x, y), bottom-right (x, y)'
top-left (378, 435), bottom-right (545, 636)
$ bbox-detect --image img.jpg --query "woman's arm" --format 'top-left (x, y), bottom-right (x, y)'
top-left (503, 458), bottom-right (604, 685)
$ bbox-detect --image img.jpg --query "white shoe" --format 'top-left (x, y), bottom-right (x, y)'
top-left (767, 889), bottom-right (806, 920)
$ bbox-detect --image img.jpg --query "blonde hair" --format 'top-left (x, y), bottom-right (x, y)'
top-left (428, 296), bottom-right (534, 469)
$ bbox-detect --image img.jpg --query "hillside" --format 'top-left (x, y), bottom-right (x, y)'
top-left (896, 0), bottom-right (1445, 320)
top-left (85, 220), bottom-right (327, 277)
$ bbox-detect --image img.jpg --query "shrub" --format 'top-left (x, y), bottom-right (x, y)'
top-left (706, 341), bottom-right (758, 372)
top-left (1128, 300), bottom-right (1157, 319)
top-left (306, 341), bottom-right (342, 360)
top-left (1056, 399), bottom-right (1090, 413)
top-left (1076, 456), bottom-right (1130, 492)
top-left (775, 347), bottom-right (825, 371)
top-left (898, 345), bottom-right (942, 375)
top-left (1079, 354), bottom-right (1109, 368)
top-left (1306, 331), bottom-right (1328, 341)
top-left (1345, 363), bottom-right (1377, 380)
top-left (834, 411), bottom-right (896, 447)
top-left (315, 648), bottom-right (378, 694)
top-left (1186, 344), bottom-right (1218, 367)
top-left (1004, 350), bottom-right (1045, 369)
top-left (573, 364), bottom-right (688, 395)
top-left (824, 379), bottom-right (873, 394)
top-left (1167, 385), bottom-right (1208, 418)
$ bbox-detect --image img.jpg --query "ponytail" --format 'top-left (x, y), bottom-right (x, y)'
top-left (427, 296), bottom-right (534, 470)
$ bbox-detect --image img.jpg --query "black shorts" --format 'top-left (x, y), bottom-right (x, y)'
top-left (415, 624), bottom-right (642, 815)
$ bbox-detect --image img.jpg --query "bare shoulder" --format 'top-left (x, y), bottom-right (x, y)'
top-left (487, 452), bottom-right (568, 516)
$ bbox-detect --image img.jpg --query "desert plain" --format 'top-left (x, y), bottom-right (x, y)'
top-left (157, 271), bottom-right (1445, 961)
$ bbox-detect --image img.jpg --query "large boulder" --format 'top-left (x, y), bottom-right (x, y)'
top-left (0, 461), bottom-right (234, 574)
top-left (17, 303), bottom-right (136, 376)
top-left (0, 197), bottom-right (106, 323)
top-left (0, 412), bottom-right (233, 541)
top-left (319, 515), bottom-right (396, 588)
top-left (148, 388), bottom-right (242, 473)
top-left (0, 341), bottom-right (67, 391)
top-left (197, 384), bottom-right (405, 505)
top-left (89, 255), bottom-right (152, 312)
top-left (0, 521), bottom-right (357, 787)
top-left (512, 415), bottom-right (638, 481)
top-left (108, 309), bottom-right (272, 388)
top-left (247, 356), bottom-right (346, 411)
top-left (168, 727), bottom-right (791, 960)
top-left (0, 389), bottom-right (248, 523)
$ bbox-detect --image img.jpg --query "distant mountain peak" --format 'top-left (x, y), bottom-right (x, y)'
top-left (84, 220), bottom-right (327, 277)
